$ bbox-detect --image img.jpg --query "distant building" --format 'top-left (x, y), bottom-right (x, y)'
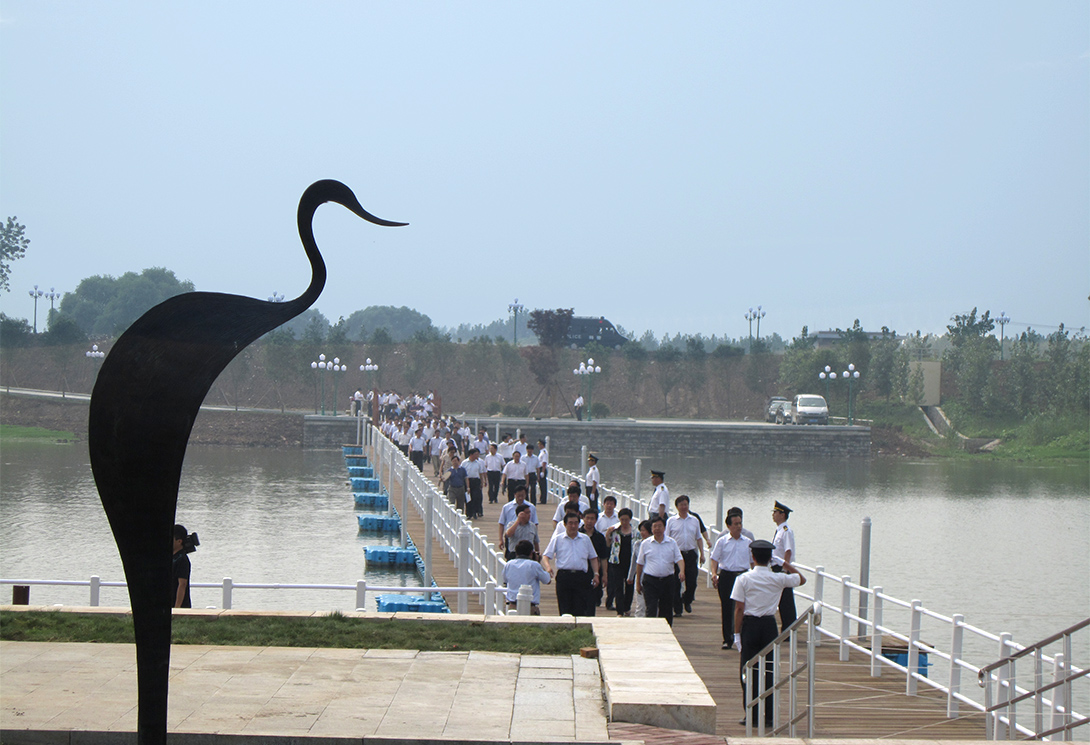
top-left (812, 329), bottom-right (904, 349)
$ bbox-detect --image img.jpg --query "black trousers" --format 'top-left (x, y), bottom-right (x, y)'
top-left (506, 478), bottom-right (525, 501)
top-left (527, 473), bottom-right (538, 503)
top-left (607, 563), bottom-right (633, 614)
top-left (778, 585), bottom-right (797, 633)
top-left (675, 549), bottom-right (699, 612)
top-left (467, 478), bottom-right (483, 519)
top-left (740, 614), bottom-right (778, 726)
top-left (410, 450), bottom-right (424, 471)
top-left (555, 569), bottom-right (593, 617)
top-left (487, 471), bottom-right (501, 503)
top-left (642, 574), bottom-right (675, 626)
top-left (717, 569), bottom-right (743, 642)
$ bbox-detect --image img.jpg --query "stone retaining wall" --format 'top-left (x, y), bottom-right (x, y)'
top-left (306, 416), bottom-right (870, 457)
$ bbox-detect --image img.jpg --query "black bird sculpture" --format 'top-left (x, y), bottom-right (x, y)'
top-left (88, 180), bottom-right (405, 745)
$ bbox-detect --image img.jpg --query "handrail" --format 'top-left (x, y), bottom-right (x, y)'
top-left (741, 605), bottom-right (817, 737)
top-left (978, 618), bottom-right (1090, 678)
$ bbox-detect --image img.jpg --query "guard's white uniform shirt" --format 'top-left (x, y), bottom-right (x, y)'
top-left (636, 535), bottom-right (683, 577)
top-left (648, 484), bottom-right (671, 517)
top-left (665, 514), bottom-right (702, 552)
top-left (772, 523), bottom-right (796, 567)
top-left (730, 565), bottom-right (802, 617)
top-left (585, 465), bottom-right (600, 491)
top-left (710, 533), bottom-right (753, 572)
top-left (537, 447), bottom-right (549, 468)
top-left (499, 500), bottom-right (539, 525)
top-left (542, 531), bottom-right (596, 570)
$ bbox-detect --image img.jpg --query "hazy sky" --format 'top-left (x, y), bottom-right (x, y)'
top-left (2, 3), bottom-right (1087, 342)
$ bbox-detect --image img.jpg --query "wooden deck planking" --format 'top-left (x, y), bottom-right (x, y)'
top-left (375, 453), bottom-right (985, 739)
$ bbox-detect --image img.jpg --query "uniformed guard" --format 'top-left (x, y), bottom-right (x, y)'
top-left (771, 500), bottom-right (797, 632)
top-left (648, 469), bottom-right (670, 519)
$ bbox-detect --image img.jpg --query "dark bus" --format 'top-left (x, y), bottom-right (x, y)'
top-left (564, 316), bottom-right (628, 349)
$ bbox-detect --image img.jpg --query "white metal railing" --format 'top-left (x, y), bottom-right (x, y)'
top-left (978, 617), bottom-right (1090, 740)
top-left (369, 425), bottom-right (508, 616)
top-left (742, 606), bottom-right (817, 738)
top-left (792, 564), bottom-right (1088, 734)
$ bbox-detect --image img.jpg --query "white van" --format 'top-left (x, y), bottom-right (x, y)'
top-left (792, 394), bottom-right (829, 425)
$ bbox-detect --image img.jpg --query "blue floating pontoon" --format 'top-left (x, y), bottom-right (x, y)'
top-left (357, 514), bottom-right (400, 532)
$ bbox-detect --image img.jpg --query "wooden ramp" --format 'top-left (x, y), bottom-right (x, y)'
top-left (385, 464), bottom-right (986, 739)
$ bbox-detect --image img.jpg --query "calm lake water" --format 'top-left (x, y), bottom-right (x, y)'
top-left (0, 442), bottom-right (421, 613)
top-left (2, 441), bottom-right (1087, 669)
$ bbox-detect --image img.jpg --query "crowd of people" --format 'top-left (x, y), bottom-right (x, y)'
top-left (374, 396), bottom-right (804, 723)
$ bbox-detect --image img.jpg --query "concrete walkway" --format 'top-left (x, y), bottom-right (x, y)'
top-left (1, 639), bottom-right (609, 743)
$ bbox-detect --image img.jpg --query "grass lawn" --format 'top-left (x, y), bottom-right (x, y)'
top-left (0, 424), bottom-right (78, 441)
top-left (0, 610), bottom-right (595, 655)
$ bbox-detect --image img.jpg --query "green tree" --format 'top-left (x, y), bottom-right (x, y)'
top-left (743, 338), bottom-right (777, 397)
top-left (262, 326), bottom-right (300, 412)
top-left (345, 305), bottom-right (434, 342)
top-left (869, 327), bottom-right (899, 400)
top-left (710, 343), bottom-right (745, 418)
top-left (41, 313), bottom-right (86, 346)
top-left (0, 313), bottom-right (33, 348)
top-left (0, 217), bottom-right (29, 292)
top-left (1041, 325), bottom-right (1075, 411)
top-left (526, 308), bottom-right (573, 348)
top-left (622, 340), bottom-right (649, 389)
top-left (653, 345), bottom-right (683, 416)
top-left (1006, 332), bottom-right (1039, 416)
top-left (943, 308), bottom-right (998, 410)
top-left (905, 331), bottom-right (934, 361)
top-left (683, 336), bottom-right (707, 415)
top-left (61, 267), bottom-right (195, 337)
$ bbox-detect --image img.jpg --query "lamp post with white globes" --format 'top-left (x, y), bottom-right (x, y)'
top-left (310, 354), bottom-right (328, 415)
top-left (328, 357), bottom-right (347, 416)
top-left (28, 285), bottom-right (43, 334)
top-left (842, 363), bottom-right (861, 425)
top-left (86, 344), bottom-right (105, 381)
top-left (360, 358), bottom-right (379, 423)
top-left (45, 287), bottom-right (61, 321)
top-left (573, 358), bottom-right (601, 421)
top-left (508, 298), bottom-right (524, 345)
top-left (996, 311), bottom-right (1010, 361)
top-left (819, 365), bottom-right (836, 400)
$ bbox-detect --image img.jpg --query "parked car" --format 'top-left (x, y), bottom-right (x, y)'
top-left (765, 396), bottom-right (789, 422)
top-left (792, 394), bottom-right (829, 425)
top-left (774, 402), bottom-right (792, 425)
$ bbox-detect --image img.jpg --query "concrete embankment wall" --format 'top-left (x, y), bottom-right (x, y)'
top-left (306, 416), bottom-right (871, 457)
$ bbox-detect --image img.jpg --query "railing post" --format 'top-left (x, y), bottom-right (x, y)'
top-left (222, 577), bottom-right (233, 610)
top-left (807, 610), bottom-right (816, 737)
top-left (996, 632), bottom-right (1013, 739)
top-left (517, 584), bottom-right (532, 616)
top-left (633, 458), bottom-right (642, 508)
top-left (484, 580), bottom-right (496, 616)
top-left (858, 516), bottom-right (871, 639)
top-left (906, 599), bottom-right (922, 695)
top-left (715, 480), bottom-right (724, 537)
top-left (89, 575), bottom-right (100, 607)
top-left (871, 586), bottom-right (884, 677)
top-left (424, 491), bottom-right (434, 587)
top-left (948, 613), bottom-right (964, 717)
top-left (839, 575), bottom-right (852, 660)
top-left (457, 526), bottom-right (471, 614)
top-left (813, 566), bottom-right (824, 647)
top-left (1050, 652), bottom-right (1066, 736)
top-left (356, 580), bottom-right (367, 611)
top-left (580, 445), bottom-right (587, 491)
top-left (401, 464), bottom-right (410, 546)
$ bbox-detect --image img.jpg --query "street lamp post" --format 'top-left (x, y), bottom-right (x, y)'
top-left (45, 288), bottom-right (61, 324)
top-left (573, 357), bottom-right (601, 421)
top-left (360, 358), bottom-right (379, 410)
top-left (268, 291), bottom-right (285, 303)
top-left (755, 305), bottom-right (766, 340)
top-left (86, 344), bottom-right (105, 381)
top-left (819, 365), bottom-right (836, 400)
top-left (745, 308), bottom-right (756, 341)
top-left (841, 363), bottom-right (861, 425)
top-left (310, 354), bottom-right (328, 415)
top-left (508, 298), bottom-right (524, 345)
top-left (329, 357), bottom-right (346, 416)
top-left (28, 285), bottom-right (43, 334)
top-left (996, 311), bottom-right (1010, 361)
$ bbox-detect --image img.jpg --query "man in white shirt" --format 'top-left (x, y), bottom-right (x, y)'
top-left (666, 495), bottom-right (705, 616)
top-left (499, 485), bottom-right (539, 544)
top-left (408, 428), bottom-right (427, 471)
top-left (573, 394), bottom-right (584, 421)
top-left (771, 501), bottom-right (797, 632)
top-left (497, 434), bottom-right (515, 463)
top-left (552, 484), bottom-right (590, 532)
top-left (502, 539), bottom-right (551, 614)
top-left (730, 539), bottom-right (806, 728)
top-left (709, 512), bottom-right (753, 649)
top-left (585, 453), bottom-right (600, 511)
top-left (484, 443), bottom-right (505, 504)
top-left (513, 433), bottom-right (529, 457)
top-left (536, 440), bottom-right (549, 502)
top-left (523, 445), bottom-right (541, 504)
top-left (500, 449), bottom-right (528, 502)
top-left (647, 469), bottom-right (670, 519)
top-left (727, 506), bottom-right (756, 541)
top-left (429, 432), bottom-right (446, 477)
top-left (595, 495), bottom-right (620, 535)
top-left (462, 448), bottom-right (487, 519)
top-left (542, 512), bottom-right (599, 616)
top-left (635, 517), bottom-right (684, 626)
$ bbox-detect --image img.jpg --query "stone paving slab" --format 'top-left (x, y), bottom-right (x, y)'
top-left (0, 641), bottom-right (608, 744)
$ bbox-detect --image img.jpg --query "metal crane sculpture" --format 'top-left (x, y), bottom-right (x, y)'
top-left (88, 180), bottom-right (405, 744)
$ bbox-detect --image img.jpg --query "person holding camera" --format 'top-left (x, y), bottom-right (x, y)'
top-left (172, 524), bottom-right (198, 608)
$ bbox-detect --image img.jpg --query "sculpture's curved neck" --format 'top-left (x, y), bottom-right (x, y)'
top-left (290, 188), bottom-right (328, 313)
